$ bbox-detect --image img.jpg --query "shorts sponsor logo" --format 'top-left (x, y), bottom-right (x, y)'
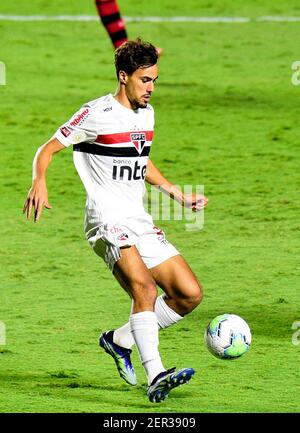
top-left (117, 232), bottom-right (129, 242)
top-left (60, 126), bottom-right (71, 137)
top-left (70, 108), bottom-right (90, 127)
top-left (130, 133), bottom-right (146, 155)
top-left (153, 225), bottom-right (168, 243)
top-left (109, 225), bottom-right (122, 234)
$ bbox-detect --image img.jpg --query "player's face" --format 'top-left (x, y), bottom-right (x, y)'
top-left (124, 64), bottom-right (158, 109)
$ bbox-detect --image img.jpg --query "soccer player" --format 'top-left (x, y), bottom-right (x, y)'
top-left (95, 0), bottom-right (163, 55)
top-left (23, 39), bottom-right (208, 403)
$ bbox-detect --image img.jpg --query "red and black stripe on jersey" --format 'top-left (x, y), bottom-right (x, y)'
top-left (73, 131), bottom-right (153, 157)
top-left (74, 143), bottom-right (151, 157)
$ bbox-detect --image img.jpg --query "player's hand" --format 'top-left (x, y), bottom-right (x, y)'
top-left (23, 179), bottom-right (52, 222)
top-left (182, 193), bottom-right (208, 212)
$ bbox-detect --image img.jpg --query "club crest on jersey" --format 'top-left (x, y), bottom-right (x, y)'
top-left (130, 133), bottom-right (146, 155)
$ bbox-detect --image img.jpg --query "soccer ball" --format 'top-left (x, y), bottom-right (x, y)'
top-left (204, 313), bottom-right (251, 359)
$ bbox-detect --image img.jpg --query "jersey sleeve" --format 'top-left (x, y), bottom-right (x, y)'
top-left (54, 105), bottom-right (98, 147)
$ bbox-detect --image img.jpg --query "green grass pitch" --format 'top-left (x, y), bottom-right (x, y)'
top-left (0, 0), bottom-right (300, 413)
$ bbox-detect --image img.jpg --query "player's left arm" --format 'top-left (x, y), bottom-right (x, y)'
top-left (145, 159), bottom-right (208, 211)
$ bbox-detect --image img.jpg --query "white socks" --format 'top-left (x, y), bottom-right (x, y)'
top-left (130, 311), bottom-right (165, 385)
top-left (112, 322), bottom-right (135, 349)
top-left (155, 294), bottom-right (183, 329)
top-left (113, 295), bottom-right (183, 349)
top-left (112, 295), bottom-right (184, 385)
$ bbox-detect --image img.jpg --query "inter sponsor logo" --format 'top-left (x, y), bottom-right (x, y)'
top-left (112, 161), bottom-right (147, 181)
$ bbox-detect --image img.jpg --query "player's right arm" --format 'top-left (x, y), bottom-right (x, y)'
top-left (23, 103), bottom-right (98, 222)
top-left (23, 137), bottom-right (65, 223)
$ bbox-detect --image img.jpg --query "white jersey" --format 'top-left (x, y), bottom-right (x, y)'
top-left (54, 93), bottom-right (154, 224)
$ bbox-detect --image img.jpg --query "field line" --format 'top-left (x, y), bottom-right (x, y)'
top-left (1, 14), bottom-right (300, 23)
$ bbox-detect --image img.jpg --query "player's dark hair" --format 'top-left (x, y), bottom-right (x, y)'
top-left (115, 38), bottom-right (158, 77)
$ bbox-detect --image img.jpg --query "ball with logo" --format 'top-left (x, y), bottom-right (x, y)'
top-left (204, 313), bottom-right (251, 359)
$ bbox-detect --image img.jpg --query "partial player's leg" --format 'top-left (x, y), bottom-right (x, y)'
top-left (101, 245), bottom-right (195, 401)
top-left (95, 0), bottom-right (128, 49)
top-left (110, 254), bottom-right (202, 352)
top-left (149, 254), bottom-right (203, 317)
top-left (101, 247), bottom-right (202, 383)
top-left (145, 255), bottom-right (200, 402)
top-left (94, 0), bottom-right (163, 55)
top-left (112, 245), bottom-right (158, 313)
top-left (103, 245), bottom-right (167, 387)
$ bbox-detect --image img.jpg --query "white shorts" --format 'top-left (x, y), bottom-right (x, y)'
top-left (85, 213), bottom-right (180, 272)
